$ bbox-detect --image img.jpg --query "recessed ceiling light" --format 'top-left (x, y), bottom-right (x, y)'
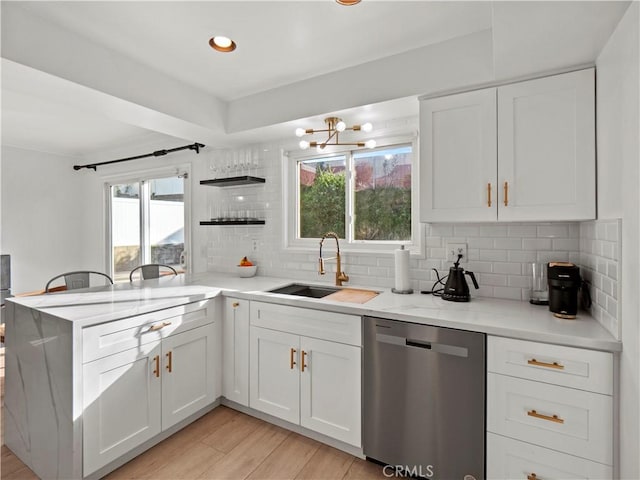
top-left (336, 0), bottom-right (361, 5)
top-left (209, 36), bottom-right (236, 53)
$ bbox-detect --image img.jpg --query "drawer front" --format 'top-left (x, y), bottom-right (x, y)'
top-left (83, 300), bottom-right (215, 363)
top-left (487, 373), bottom-right (613, 465)
top-left (488, 336), bottom-right (613, 395)
top-left (487, 433), bottom-right (612, 480)
top-left (250, 301), bottom-right (361, 346)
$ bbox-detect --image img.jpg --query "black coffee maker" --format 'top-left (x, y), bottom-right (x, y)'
top-left (442, 255), bottom-right (479, 302)
top-left (547, 262), bottom-right (582, 319)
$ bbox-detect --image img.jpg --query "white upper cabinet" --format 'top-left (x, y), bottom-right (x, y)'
top-left (420, 68), bottom-right (596, 222)
top-left (498, 69), bottom-right (595, 221)
top-left (420, 88), bottom-right (497, 222)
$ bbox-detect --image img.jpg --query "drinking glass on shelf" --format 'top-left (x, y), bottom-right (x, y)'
top-left (220, 203), bottom-right (228, 221)
top-left (224, 152), bottom-right (233, 177)
top-left (253, 154), bottom-right (260, 177)
top-left (209, 158), bottom-right (218, 178)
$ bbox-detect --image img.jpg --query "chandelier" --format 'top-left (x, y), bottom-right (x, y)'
top-left (295, 117), bottom-right (376, 150)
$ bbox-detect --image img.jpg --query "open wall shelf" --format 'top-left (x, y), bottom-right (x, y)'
top-left (200, 176), bottom-right (265, 187)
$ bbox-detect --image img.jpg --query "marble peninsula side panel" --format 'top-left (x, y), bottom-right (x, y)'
top-left (4, 301), bottom-right (80, 480)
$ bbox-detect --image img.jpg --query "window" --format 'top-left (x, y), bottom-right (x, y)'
top-left (108, 174), bottom-right (187, 281)
top-left (287, 141), bottom-right (420, 252)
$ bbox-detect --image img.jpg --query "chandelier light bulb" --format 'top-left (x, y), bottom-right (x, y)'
top-left (299, 140), bottom-right (310, 150)
top-left (335, 121), bottom-right (346, 132)
top-left (361, 122), bottom-right (373, 133)
top-left (317, 145), bottom-right (325, 153)
top-left (365, 139), bottom-right (377, 149)
top-left (295, 128), bottom-right (307, 137)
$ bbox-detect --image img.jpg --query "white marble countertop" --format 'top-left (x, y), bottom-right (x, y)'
top-left (188, 272), bottom-right (622, 352)
top-left (8, 272), bottom-right (621, 352)
top-left (7, 277), bottom-right (220, 327)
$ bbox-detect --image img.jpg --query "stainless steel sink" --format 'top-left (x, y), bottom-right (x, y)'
top-left (267, 283), bottom-right (340, 298)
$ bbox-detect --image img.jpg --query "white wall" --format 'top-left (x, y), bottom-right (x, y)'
top-left (595, 2), bottom-right (640, 477)
top-left (0, 146), bottom-right (103, 293)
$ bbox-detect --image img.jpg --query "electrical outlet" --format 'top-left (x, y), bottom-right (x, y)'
top-left (251, 239), bottom-right (258, 252)
top-left (447, 243), bottom-right (468, 263)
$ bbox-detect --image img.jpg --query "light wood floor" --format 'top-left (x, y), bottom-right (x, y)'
top-left (1, 403), bottom-right (386, 480)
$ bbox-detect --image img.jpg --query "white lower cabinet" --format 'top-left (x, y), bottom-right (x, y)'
top-left (222, 297), bottom-right (250, 406)
top-left (299, 335), bottom-right (361, 446)
top-left (83, 341), bottom-right (162, 476)
top-left (487, 336), bottom-right (614, 479)
top-left (161, 325), bottom-right (217, 427)
top-left (83, 301), bottom-right (217, 476)
top-left (250, 326), bottom-right (300, 423)
top-left (249, 301), bottom-right (362, 447)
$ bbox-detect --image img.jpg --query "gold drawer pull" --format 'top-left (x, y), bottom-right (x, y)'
top-left (166, 351), bottom-right (173, 373)
top-left (487, 183), bottom-right (492, 207)
top-left (290, 348), bottom-right (297, 369)
top-left (503, 181), bottom-right (509, 206)
top-left (527, 474), bottom-right (538, 480)
top-left (527, 410), bottom-right (564, 424)
top-left (152, 355), bottom-right (160, 378)
top-left (232, 302), bottom-right (240, 308)
top-left (527, 358), bottom-right (565, 370)
top-left (301, 350), bottom-right (308, 373)
top-left (148, 321), bottom-right (172, 332)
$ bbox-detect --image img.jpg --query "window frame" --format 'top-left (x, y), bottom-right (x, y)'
top-left (103, 165), bottom-right (192, 280)
top-left (284, 134), bottom-right (423, 256)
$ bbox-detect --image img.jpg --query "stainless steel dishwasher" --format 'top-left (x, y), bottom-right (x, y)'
top-left (363, 316), bottom-right (485, 480)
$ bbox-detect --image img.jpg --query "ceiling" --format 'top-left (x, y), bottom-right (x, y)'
top-left (0, 1), bottom-right (631, 158)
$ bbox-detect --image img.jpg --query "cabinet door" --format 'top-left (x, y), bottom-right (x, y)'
top-left (161, 324), bottom-right (216, 429)
top-left (498, 68), bottom-right (595, 221)
top-left (420, 88), bottom-right (497, 222)
top-left (300, 337), bottom-right (361, 447)
top-left (249, 326), bottom-right (300, 424)
top-left (222, 297), bottom-right (250, 406)
top-left (83, 341), bottom-right (162, 476)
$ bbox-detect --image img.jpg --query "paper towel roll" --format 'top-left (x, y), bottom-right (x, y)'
top-left (394, 245), bottom-right (411, 293)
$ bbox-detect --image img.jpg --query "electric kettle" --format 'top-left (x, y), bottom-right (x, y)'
top-left (442, 256), bottom-right (479, 302)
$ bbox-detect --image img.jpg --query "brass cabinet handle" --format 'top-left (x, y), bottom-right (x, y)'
top-left (487, 183), bottom-right (492, 207)
top-left (153, 355), bottom-right (160, 378)
top-left (290, 348), bottom-right (297, 370)
top-left (527, 474), bottom-right (538, 480)
top-left (232, 302), bottom-right (240, 308)
top-left (301, 350), bottom-right (308, 373)
top-left (503, 181), bottom-right (509, 206)
top-left (148, 321), bottom-right (172, 332)
top-left (527, 409), bottom-right (564, 424)
top-left (166, 351), bottom-right (173, 373)
top-left (527, 358), bottom-right (565, 370)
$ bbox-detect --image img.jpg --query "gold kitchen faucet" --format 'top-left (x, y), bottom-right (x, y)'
top-left (318, 231), bottom-right (349, 286)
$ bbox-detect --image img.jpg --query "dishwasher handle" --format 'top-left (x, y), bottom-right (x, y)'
top-left (405, 338), bottom-right (432, 349)
top-left (376, 333), bottom-right (469, 358)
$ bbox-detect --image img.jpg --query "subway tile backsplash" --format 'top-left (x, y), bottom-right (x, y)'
top-left (420, 222), bottom-right (580, 301)
top-left (579, 219), bottom-right (621, 339)
top-left (202, 145), bottom-right (620, 339)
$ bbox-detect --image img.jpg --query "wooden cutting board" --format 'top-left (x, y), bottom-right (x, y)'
top-left (324, 288), bottom-right (379, 304)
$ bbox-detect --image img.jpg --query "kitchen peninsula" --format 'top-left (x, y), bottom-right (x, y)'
top-left (4, 274), bottom-right (621, 479)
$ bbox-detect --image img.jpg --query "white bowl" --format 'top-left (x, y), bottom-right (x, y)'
top-left (236, 265), bottom-right (257, 278)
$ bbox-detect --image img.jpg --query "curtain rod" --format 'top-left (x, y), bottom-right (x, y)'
top-left (73, 142), bottom-right (205, 171)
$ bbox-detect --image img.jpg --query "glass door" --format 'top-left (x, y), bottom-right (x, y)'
top-left (110, 175), bottom-right (185, 282)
